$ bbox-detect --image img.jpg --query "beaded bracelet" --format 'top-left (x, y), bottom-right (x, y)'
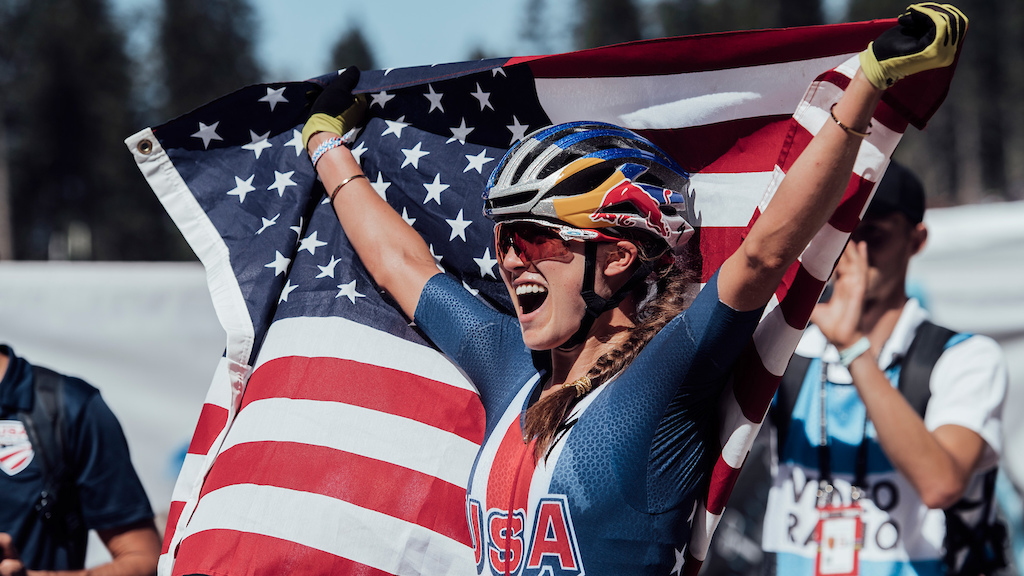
top-left (310, 136), bottom-right (344, 167)
top-left (830, 103), bottom-right (871, 138)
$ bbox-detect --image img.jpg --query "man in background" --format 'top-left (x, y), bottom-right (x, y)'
top-left (0, 345), bottom-right (159, 576)
top-left (761, 163), bottom-right (1008, 575)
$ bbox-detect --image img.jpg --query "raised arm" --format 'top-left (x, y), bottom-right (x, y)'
top-left (304, 68), bottom-right (441, 319)
top-left (717, 3), bottom-right (967, 312)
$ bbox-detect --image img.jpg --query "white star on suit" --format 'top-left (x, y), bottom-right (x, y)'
top-left (370, 90), bottom-right (395, 108)
top-left (423, 174), bottom-right (449, 205)
top-left (401, 142), bottom-right (429, 169)
top-left (242, 130), bottom-right (272, 159)
top-left (445, 209), bottom-right (472, 241)
top-left (268, 170), bottom-right (297, 196)
top-left (299, 230), bottom-right (328, 255)
top-left (259, 86), bottom-right (288, 111)
top-left (264, 251), bottom-right (291, 276)
top-left (474, 248), bottom-right (498, 278)
top-left (425, 85), bottom-right (445, 113)
top-left (471, 83), bottom-right (493, 111)
top-left (447, 118), bottom-right (474, 144)
top-left (336, 280), bottom-right (366, 303)
top-left (316, 255), bottom-right (341, 279)
top-left (227, 174), bottom-right (256, 203)
top-left (278, 280), bottom-right (299, 303)
top-left (382, 115), bottom-right (410, 138)
top-left (464, 149), bottom-right (495, 174)
top-left (191, 121), bottom-right (222, 149)
top-left (507, 116), bottom-right (529, 144)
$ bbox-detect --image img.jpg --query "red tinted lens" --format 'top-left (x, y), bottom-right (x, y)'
top-left (495, 222), bottom-right (572, 265)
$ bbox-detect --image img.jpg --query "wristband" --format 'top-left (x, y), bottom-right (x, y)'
top-left (830, 104), bottom-right (871, 138)
top-left (838, 336), bottom-right (872, 367)
top-left (310, 136), bottom-right (344, 168)
top-left (329, 174), bottom-right (368, 204)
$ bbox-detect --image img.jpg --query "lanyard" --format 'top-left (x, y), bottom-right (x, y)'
top-left (816, 359), bottom-right (870, 507)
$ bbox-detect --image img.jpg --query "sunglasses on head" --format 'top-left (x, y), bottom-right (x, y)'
top-left (493, 219), bottom-right (616, 266)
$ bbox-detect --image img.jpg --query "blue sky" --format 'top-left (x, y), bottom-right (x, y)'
top-left (111, 0), bottom-right (580, 82)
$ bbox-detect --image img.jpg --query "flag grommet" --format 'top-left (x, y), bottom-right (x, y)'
top-left (137, 139), bottom-right (153, 155)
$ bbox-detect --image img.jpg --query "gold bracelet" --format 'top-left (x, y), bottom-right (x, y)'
top-left (330, 174), bottom-right (368, 204)
top-left (830, 103), bottom-right (871, 138)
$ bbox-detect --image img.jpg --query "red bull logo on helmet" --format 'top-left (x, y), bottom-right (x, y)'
top-left (590, 179), bottom-right (672, 240)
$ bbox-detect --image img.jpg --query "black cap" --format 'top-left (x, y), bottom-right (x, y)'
top-left (866, 162), bottom-right (925, 224)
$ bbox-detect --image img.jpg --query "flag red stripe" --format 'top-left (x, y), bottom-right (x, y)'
top-left (778, 266), bottom-right (828, 330)
top-left (242, 356), bottom-right (485, 444)
top-left (187, 403), bottom-right (228, 455)
top-left (513, 20), bottom-right (891, 78)
top-left (161, 500), bottom-right (186, 555)
top-left (830, 175), bottom-right (876, 233)
top-left (641, 115), bottom-right (792, 174)
top-left (698, 227), bottom-right (745, 283)
top-left (198, 441), bottom-right (473, 546)
top-left (707, 454), bottom-right (742, 514)
top-left (730, 343), bottom-right (781, 423)
top-left (173, 529), bottom-right (393, 576)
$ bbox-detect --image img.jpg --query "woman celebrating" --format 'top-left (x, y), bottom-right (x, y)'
top-left (303, 4), bottom-right (965, 573)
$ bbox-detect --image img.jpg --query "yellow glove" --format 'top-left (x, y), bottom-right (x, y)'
top-left (302, 66), bottom-right (369, 149)
top-left (859, 3), bottom-right (968, 90)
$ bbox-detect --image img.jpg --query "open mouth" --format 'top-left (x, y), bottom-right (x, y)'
top-left (515, 284), bottom-right (548, 315)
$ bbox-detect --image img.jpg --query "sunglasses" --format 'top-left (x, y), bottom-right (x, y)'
top-left (493, 219), bottom-right (616, 266)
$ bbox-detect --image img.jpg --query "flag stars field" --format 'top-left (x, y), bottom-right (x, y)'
top-left (464, 149), bottom-right (494, 174)
top-left (471, 83), bottom-right (493, 111)
top-left (401, 142), bottom-right (429, 169)
top-left (191, 121), bottom-right (222, 149)
top-left (227, 175), bottom-right (256, 203)
top-left (425, 85), bottom-right (444, 113)
top-left (447, 118), bottom-right (474, 144)
top-left (336, 280), bottom-right (366, 304)
top-left (258, 86), bottom-right (288, 111)
top-left (474, 248), bottom-right (498, 278)
top-left (242, 130), bottom-right (273, 159)
top-left (371, 90), bottom-right (395, 109)
top-left (445, 210), bottom-right (472, 241)
top-left (264, 251), bottom-right (291, 276)
top-left (422, 174), bottom-right (449, 205)
top-left (269, 170), bottom-right (298, 196)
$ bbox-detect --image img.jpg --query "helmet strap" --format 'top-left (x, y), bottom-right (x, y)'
top-left (558, 242), bottom-right (652, 351)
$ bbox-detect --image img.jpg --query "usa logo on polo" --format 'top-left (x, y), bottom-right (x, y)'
top-left (0, 420), bottom-right (34, 476)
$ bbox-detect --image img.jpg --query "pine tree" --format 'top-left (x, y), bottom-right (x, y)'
top-left (2, 0), bottom-right (184, 259)
top-left (574, 0), bottom-right (643, 49)
top-left (156, 0), bottom-right (262, 120)
top-left (329, 28), bottom-right (377, 72)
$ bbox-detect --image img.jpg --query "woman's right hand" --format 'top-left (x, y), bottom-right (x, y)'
top-left (859, 3), bottom-right (968, 90)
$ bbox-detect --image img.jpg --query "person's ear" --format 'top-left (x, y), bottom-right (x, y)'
top-left (910, 222), bottom-right (928, 256)
top-left (602, 241), bottom-right (639, 278)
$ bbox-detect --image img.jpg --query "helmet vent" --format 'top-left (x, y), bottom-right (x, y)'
top-left (486, 189), bottom-right (540, 211)
top-left (548, 163), bottom-right (617, 198)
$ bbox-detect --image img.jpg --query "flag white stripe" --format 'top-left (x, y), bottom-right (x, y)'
top-left (222, 398), bottom-right (479, 487)
top-left (752, 308), bottom-right (805, 377)
top-left (182, 484), bottom-right (477, 576)
top-left (535, 54), bottom-right (858, 128)
top-left (689, 172), bottom-right (775, 227)
top-left (254, 315), bottom-right (477, 394)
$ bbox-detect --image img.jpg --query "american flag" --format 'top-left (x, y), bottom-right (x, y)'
top-left (126, 19), bottom-right (959, 576)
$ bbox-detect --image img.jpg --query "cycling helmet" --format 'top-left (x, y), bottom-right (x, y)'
top-left (484, 121), bottom-right (695, 349)
top-left (484, 121), bottom-right (694, 251)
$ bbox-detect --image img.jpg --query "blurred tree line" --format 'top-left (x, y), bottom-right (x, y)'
top-left (0, 0), bottom-right (1018, 261)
